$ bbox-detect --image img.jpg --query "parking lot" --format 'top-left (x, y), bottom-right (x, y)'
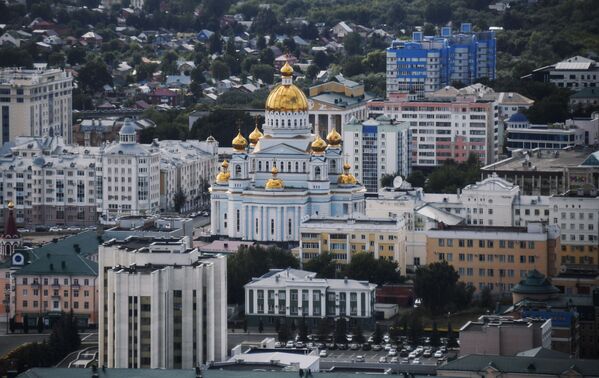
top-left (320, 349), bottom-right (440, 365)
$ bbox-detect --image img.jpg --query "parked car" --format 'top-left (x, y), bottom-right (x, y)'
top-left (319, 350), bottom-right (328, 357)
top-left (384, 343), bottom-right (392, 351)
top-left (315, 342), bottom-right (325, 349)
top-left (400, 358), bottom-right (410, 364)
top-left (337, 344), bottom-right (348, 350)
top-left (355, 355), bottom-right (365, 362)
top-left (295, 341), bottom-right (305, 348)
top-left (383, 335), bottom-right (390, 343)
top-left (326, 343), bottom-right (337, 350)
top-left (423, 349), bottom-right (432, 358)
top-left (274, 342), bottom-right (282, 348)
top-left (390, 357), bottom-right (399, 363)
top-left (379, 356), bottom-right (388, 363)
top-left (372, 344), bottom-right (382, 351)
top-left (361, 343), bottom-right (371, 351)
top-left (399, 349), bottom-right (409, 357)
top-left (285, 341), bottom-right (294, 348)
top-left (388, 348), bottom-right (397, 357)
top-left (349, 343), bottom-right (359, 350)
top-left (17, 228), bottom-right (30, 233)
top-left (434, 350), bottom-right (443, 358)
top-left (412, 358), bottom-right (421, 364)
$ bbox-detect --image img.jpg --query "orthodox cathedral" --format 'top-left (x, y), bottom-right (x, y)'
top-left (210, 63), bottom-right (366, 242)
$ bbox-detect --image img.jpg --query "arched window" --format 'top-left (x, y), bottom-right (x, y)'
top-left (331, 160), bottom-right (336, 170)
top-left (255, 218), bottom-right (259, 233)
top-left (266, 161), bottom-right (269, 171)
top-left (295, 162), bottom-right (299, 172)
top-left (315, 167), bottom-right (321, 180)
top-left (288, 219), bottom-right (292, 235)
top-left (235, 165), bottom-right (241, 175)
top-left (271, 219), bottom-right (275, 235)
top-left (287, 162), bottom-right (291, 171)
top-left (258, 161), bottom-right (262, 171)
top-left (280, 161), bottom-right (284, 170)
top-left (302, 162), bottom-right (306, 172)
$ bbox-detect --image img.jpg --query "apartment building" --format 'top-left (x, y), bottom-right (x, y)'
top-left (482, 148), bottom-right (599, 196)
top-left (298, 216), bottom-right (407, 273)
top-left (386, 24), bottom-right (496, 98)
top-left (459, 316), bottom-right (551, 356)
top-left (342, 116), bottom-right (412, 192)
top-left (525, 56), bottom-right (599, 92)
top-left (550, 189), bottom-right (599, 266)
top-left (98, 236), bottom-right (227, 369)
top-left (0, 65), bottom-right (73, 145)
top-left (426, 223), bottom-right (560, 294)
top-left (0, 122), bottom-right (218, 227)
top-left (244, 268), bottom-right (376, 328)
top-left (367, 92), bottom-right (497, 168)
top-left (506, 114), bottom-right (586, 152)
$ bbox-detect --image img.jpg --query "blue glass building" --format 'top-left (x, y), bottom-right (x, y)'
top-left (386, 23), bottom-right (496, 98)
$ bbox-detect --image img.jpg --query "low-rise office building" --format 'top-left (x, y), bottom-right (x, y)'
top-left (244, 268), bottom-right (376, 328)
top-left (298, 216), bottom-right (407, 273)
top-left (459, 315), bottom-right (551, 356)
top-left (426, 223), bottom-right (560, 294)
top-left (525, 55), bottom-right (599, 92)
top-left (98, 236), bottom-right (227, 369)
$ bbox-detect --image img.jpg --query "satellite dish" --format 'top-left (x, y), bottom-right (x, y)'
top-left (559, 265), bottom-right (567, 273)
top-left (393, 176), bottom-right (404, 189)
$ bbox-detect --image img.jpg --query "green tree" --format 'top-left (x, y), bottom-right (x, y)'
top-left (480, 286), bottom-right (494, 310)
top-left (342, 56), bottom-right (364, 77)
top-left (303, 251), bottom-right (336, 278)
top-left (208, 32), bottom-right (222, 54)
top-left (380, 173), bottom-right (396, 188)
top-left (406, 170), bottom-right (426, 188)
top-left (408, 313), bottom-right (423, 344)
top-left (425, 0), bottom-right (452, 24)
top-left (413, 261), bottom-right (460, 315)
top-left (334, 318), bottom-right (348, 344)
top-left (211, 60), bottom-right (230, 80)
top-left (313, 51), bottom-right (328, 70)
top-left (278, 321), bottom-right (290, 342)
top-left (372, 324), bottom-right (382, 345)
top-left (306, 64), bottom-right (319, 80)
top-left (344, 32), bottom-right (362, 56)
top-left (252, 8), bottom-right (278, 34)
top-left (250, 64), bottom-right (275, 84)
top-left (424, 155), bottom-right (481, 194)
top-left (362, 50), bottom-right (386, 73)
top-left (173, 189), bottom-right (186, 213)
top-left (317, 319), bottom-right (331, 341)
top-left (352, 322), bottom-right (365, 344)
top-left (453, 282), bottom-right (475, 311)
top-left (343, 252), bottom-right (403, 285)
top-left (298, 317), bottom-right (308, 342)
top-left (77, 60), bottom-right (113, 93)
top-left (431, 321), bottom-right (440, 347)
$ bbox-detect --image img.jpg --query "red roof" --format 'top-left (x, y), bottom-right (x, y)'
top-left (151, 87), bottom-right (177, 97)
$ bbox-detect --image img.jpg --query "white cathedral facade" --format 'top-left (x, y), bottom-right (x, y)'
top-left (210, 63), bottom-right (366, 242)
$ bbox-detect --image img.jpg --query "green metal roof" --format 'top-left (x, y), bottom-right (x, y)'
top-left (570, 87), bottom-right (599, 99)
top-left (14, 253), bottom-right (97, 276)
top-left (511, 269), bottom-right (560, 295)
top-left (29, 230), bottom-right (102, 259)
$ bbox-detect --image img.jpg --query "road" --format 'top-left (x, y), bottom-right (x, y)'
top-left (0, 331), bottom-right (97, 357)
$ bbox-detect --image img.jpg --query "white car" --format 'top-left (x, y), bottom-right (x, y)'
top-left (384, 343), bottom-right (392, 351)
top-left (274, 342), bottom-right (282, 348)
top-left (412, 358), bottom-right (421, 364)
top-left (388, 348), bottom-right (397, 357)
top-left (390, 357), bottom-right (399, 363)
top-left (379, 356), bottom-right (388, 363)
top-left (383, 335), bottom-right (390, 343)
top-left (423, 349), bottom-right (432, 358)
top-left (285, 341), bottom-right (294, 348)
top-left (355, 355), bottom-right (365, 362)
top-left (434, 350), bottom-right (443, 358)
top-left (408, 351), bottom-right (417, 359)
top-left (319, 350), bottom-right (328, 357)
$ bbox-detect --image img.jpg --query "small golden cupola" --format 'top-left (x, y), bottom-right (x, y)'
top-left (311, 135), bottom-right (328, 154)
top-left (326, 128), bottom-right (342, 148)
top-left (338, 162), bottom-right (357, 185)
top-left (232, 130), bottom-right (248, 152)
top-left (215, 160), bottom-right (230, 183)
top-left (265, 166), bottom-right (284, 190)
top-left (249, 125), bottom-right (264, 146)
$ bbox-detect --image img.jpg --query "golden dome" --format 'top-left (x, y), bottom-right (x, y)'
top-left (326, 128), bottom-right (342, 147)
top-left (265, 62), bottom-right (308, 112)
top-left (7, 201), bottom-right (14, 209)
top-left (215, 160), bottom-right (230, 183)
top-left (338, 163), bottom-right (357, 185)
top-left (249, 125), bottom-right (264, 146)
top-left (311, 135), bottom-right (327, 153)
top-left (265, 166), bottom-right (284, 190)
top-left (280, 62), bottom-right (294, 77)
top-left (232, 131), bottom-right (248, 152)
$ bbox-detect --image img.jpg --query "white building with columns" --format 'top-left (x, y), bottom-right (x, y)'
top-left (244, 268), bottom-right (376, 328)
top-left (210, 63), bottom-right (366, 242)
top-left (98, 236), bottom-right (227, 369)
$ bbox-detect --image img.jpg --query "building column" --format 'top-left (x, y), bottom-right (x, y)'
top-left (328, 114), bottom-right (334, 133)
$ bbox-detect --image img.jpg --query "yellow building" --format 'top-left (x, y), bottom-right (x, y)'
top-left (298, 217), bottom-right (408, 274)
top-left (426, 223), bottom-right (560, 294)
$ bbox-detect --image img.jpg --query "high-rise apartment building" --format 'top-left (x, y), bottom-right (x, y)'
top-left (343, 116), bottom-right (412, 192)
top-left (98, 236), bottom-right (227, 369)
top-left (0, 65), bottom-right (73, 144)
top-left (386, 24), bottom-right (496, 98)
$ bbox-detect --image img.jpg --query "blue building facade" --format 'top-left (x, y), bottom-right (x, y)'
top-left (386, 23), bottom-right (496, 98)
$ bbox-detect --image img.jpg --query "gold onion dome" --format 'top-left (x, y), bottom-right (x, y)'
top-left (265, 166), bottom-right (284, 190)
top-left (7, 201), bottom-right (14, 209)
top-left (232, 131), bottom-right (248, 152)
top-left (326, 128), bottom-right (342, 147)
top-left (311, 135), bottom-right (327, 153)
top-left (265, 62), bottom-right (309, 112)
top-left (338, 162), bottom-right (357, 185)
top-left (215, 160), bottom-right (230, 183)
top-left (249, 125), bottom-right (264, 145)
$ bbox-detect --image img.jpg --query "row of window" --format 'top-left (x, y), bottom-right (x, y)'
top-left (438, 252), bottom-right (536, 264)
top-left (21, 277), bottom-right (91, 286)
top-left (437, 239), bottom-right (537, 249)
top-left (22, 300), bottom-right (90, 309)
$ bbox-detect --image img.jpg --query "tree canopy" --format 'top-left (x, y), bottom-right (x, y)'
top-left (413, 261), bottom-right (460, 315)
top-left (343, 252), bottom-right (403, 285)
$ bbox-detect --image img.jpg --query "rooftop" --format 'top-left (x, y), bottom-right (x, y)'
top-left (482, 148), bottom-right (597, 172)
top-left (246, 268), bottom-right (376, 291)
top-left (439, 354), bottom-right (599, 376)
top-left (18, 368), bottom-right (198, 378)
top-left (512, 269), bottom-right (560, 295)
